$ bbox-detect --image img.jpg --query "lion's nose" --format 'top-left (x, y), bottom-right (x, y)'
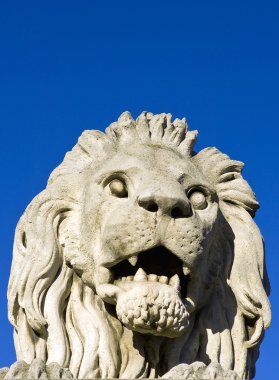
top-left (138, 192), bottom-right (192, 218)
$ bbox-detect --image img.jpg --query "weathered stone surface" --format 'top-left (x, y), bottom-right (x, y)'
top-left (162, 362), bottom-right (241, 379)
top-left (1, 360), bottom-right (72, 379)
top-left (2, 112), bottom-right (270, 379)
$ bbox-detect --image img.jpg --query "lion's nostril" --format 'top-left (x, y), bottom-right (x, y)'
top-left (147, 203), bottom-right (159, 212)
top-left (171, 203), bottom-right (192, 219)
top-left (139, 194), bottom-right (191, 217)
top-left (171, 207), bottom-right (184, 218)
top-left (138, 196), bottom-right (159, 213)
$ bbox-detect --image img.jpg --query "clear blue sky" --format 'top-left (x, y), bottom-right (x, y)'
top-left (0, 1), bottom-right (278, 379)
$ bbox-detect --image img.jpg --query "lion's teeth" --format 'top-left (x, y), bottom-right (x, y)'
top-left (148, 274), bottom-right (158, 282)
top-left (134, 268), bottom-right (147, 281)
top-left (183, 265), bottom-right (191, 276)
top-left (166, 316), bottom-right (174, 328)
top-left (169, 274), bottom-right (180, 289)
top-left (119, 271), bottom-right (185, 285)
top-left (159, 276), bottom-right (168, 284)
top-left (128, 256), bottom-right (138, 266)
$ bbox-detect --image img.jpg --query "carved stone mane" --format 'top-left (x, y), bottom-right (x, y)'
top-left (2, 112), bottom-right (270, 379)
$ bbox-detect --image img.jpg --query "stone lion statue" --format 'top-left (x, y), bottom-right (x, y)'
top-left (1, 112), bottom-right (270, 379)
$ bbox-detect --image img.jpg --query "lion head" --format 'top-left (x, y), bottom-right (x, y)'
top-left (8, 112), bottom-right (270, 379)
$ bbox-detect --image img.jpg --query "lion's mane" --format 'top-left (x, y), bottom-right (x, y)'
top-left (8, 112), bottom-right (270, 379)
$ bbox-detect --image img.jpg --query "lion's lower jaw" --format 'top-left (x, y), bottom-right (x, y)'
top-left (115, 282), bottom-right (189, 338)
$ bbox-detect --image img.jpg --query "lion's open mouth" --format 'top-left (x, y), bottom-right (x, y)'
top-left (97, 246), bottom-right (191, 337)
top-left (111, 246), bottom-right (189, 299)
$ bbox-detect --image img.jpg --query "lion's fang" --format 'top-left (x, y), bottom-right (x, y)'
top-left (134, 268), bottom-right (147, 281)
top-left (128, 256), bottom-right (138, 266)
top-left (169, 274), bottom-right (180, 289)
top-left (183, 265), bottom-right (191, 276)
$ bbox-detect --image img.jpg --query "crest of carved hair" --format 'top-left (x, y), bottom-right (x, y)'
top-left (6, 112), bottom-right (270, 379)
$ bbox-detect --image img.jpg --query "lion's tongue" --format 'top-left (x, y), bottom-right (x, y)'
top-left (96, 278), bottom-right (189, 337)
top-left (115, 281), bottom-right (189, 337)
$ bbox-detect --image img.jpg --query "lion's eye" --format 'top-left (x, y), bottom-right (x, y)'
top-left (189, 191), bottom-right (207, 210)
top-left (109, 179), bottom-right (128, 198)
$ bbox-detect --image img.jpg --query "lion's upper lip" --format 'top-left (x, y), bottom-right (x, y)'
top-left (110, 246), bottom-right (190, 298)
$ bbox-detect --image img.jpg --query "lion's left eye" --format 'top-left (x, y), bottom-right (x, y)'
top-left (189, 191), bottom-right (208, 210)
top-left (109, 179), bottom-right (128, 198)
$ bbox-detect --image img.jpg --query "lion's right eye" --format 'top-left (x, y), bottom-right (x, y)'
top-left (189, 191), bottom-right (208, 210)
top-left (109, 179), bottom-right (128, 198)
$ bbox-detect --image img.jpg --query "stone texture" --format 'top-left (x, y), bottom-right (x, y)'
top-left (2, 112), bottom-right (270, 379)
top-left (162, 362), bottom-right (241, 379)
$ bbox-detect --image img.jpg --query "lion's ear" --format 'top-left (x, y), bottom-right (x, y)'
top-left (192, 148), bottom-right (271, 348)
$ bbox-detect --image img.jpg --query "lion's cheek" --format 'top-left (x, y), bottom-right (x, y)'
top-left (163, 213), bottom-right (218, 271)
top-left (99, 207), bottom-right (158, 262)
top-left (163, 221), bottom-right (205, 268)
